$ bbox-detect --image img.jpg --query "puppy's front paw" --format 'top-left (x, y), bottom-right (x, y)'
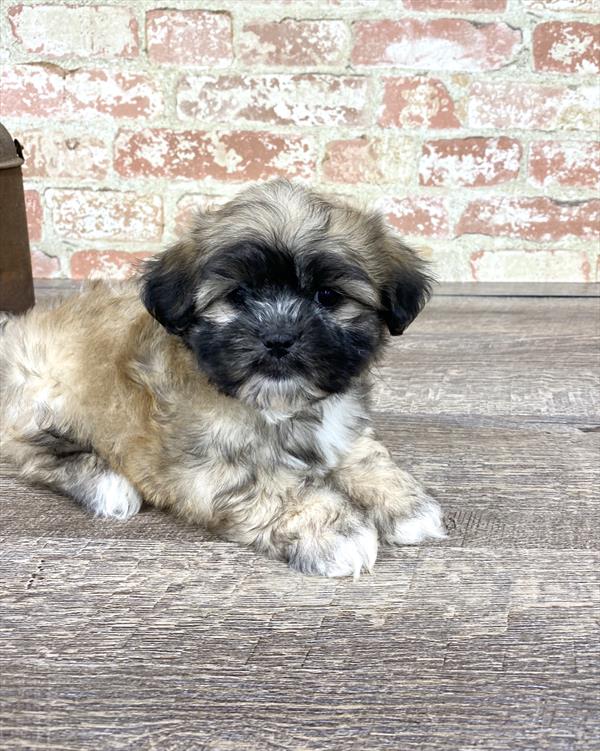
top-left (91, 472), bottom-right (142, 520)
top-left (288, 523), bottom-right (378, 578)
top-left (386, 497), bottom-right (447, 545)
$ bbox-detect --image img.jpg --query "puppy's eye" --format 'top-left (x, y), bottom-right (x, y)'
top-left (228, 287), bottom-right (245, 305)
top-left (315, 288), bottom-right (342, 308)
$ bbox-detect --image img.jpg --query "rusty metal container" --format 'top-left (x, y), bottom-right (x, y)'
top-left (0, 122), bottom-right (35, 313)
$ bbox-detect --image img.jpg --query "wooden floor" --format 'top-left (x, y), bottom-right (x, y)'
top-left (1, 284), bottom-right (599, 750)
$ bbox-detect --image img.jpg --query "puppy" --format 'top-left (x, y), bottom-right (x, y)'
top-left (0, 180), bottom-right (445, 576)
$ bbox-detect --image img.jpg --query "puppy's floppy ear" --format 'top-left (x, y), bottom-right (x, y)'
top-left (140, 240), bottom-right (200, 335)
top-left (380, 236), bottom-right (434, 336)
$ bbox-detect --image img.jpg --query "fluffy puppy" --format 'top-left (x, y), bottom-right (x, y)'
top-left (0, 180), bottom-right (445, 576)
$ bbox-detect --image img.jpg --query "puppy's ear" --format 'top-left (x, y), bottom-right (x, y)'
top-left (380, 237), bottom-right (433, 336)
top-left (140, 240), bottom-right (200, 335)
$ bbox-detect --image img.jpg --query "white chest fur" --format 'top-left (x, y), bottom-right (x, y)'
top-left (263, 391), bottom-right (368, 472)
top-left (314, 392), bottom-right (366, 467)
top-left (194, 390), bottom-right (369, 474)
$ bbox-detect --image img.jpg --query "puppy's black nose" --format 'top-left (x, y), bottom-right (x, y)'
top-left (262, 332), bottom-right (296, 358)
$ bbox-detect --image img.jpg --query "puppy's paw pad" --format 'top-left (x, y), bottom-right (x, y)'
top-left (291, 525), bottom-right (378, 579)
top-left (92, 472), bottom-right (142, 521)
top-left (390, 499), bottom-right (446, 545)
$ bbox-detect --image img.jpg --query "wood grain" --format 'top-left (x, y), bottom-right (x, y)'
top-left (1, 289), bottom-right (599, 750)
top-left (3, 415), bottom-right (598, 549)
top-left (437, 281), bottom-right (600, 297)
top-left (0, 540), bottom-right (598, 750)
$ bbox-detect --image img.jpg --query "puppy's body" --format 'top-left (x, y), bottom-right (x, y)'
top-left (1, 181), bottom-right (445, 576)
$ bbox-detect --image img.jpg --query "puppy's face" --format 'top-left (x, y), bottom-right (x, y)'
top-left (188, 239), bottom-right (385, 409)
top-left (141, 181), bottom-right (432, 410)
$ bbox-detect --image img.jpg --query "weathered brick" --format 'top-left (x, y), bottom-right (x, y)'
top-left (322, 136), bottom-right (414, 184)
top-left (457, 197), bottom-right (599, 241)
top-left (379, 76), bottom-right (460, 128)
top-left (5, 0), bottom-right (598, 287)
top-left (352, 19), bottom-right (521, 70)
top-left (146, 9), bottom-right (232, 66)
top-left (523, 0), bottom-right (597, 12)
top-left (238, 20), bottom-right (349, 66)
top-left (31, 250), bottom-right (60, 279)
top-left (404, 0), bottom-right (507, 9)
top-left (114, 129), bottom-right (317, 181)
top-left (467, 81), bottom-right (599, 132)
top-left (272, 0), bottom-right (376, 4)
top-left (1, 66), bottom-right (162, 119)
top-left (24, 190), bottom-right (42, 243)
top-left (378, 197), bottom-right (450, 238)
top-left (528, 141), bottom-right (600, 189)
top-left (8, 4), bottom-right (139, 59)
top-left (47, 190), bottom-right (163, 241)
top-left (21, 129), bottom-right (111, 180)
top-left (1, 65), bottom-right (65, 117)
top-left (67, 69), bottom-right (163, 118)
top-left (419, 137), bottom-right (521, 187)
top-left (533, 22), bottom-right (599, 74)
top-left (177, 74), bottom-right (369, 127)
top-left (70, 251), bottom-right (152, 280)
top-left (469, 249), bottom-right (593, 283)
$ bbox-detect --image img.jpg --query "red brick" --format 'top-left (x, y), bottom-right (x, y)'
top-left (24, 190), bottom-right (42, 243)
top-left (322, 136), bottom-right (414, 184)
top-left (528, 141), bottom-right (600, 189)
top-left (533, 22), bottom-right (599, 74)
top-left (469, 250), bottom-right (593, 283)
top-left (70, 251), bottom-right (152, 280)
top-left (323, 139), bottom-right (377, 183)
top-left (404, 0), bottom-right (506, 9)
top-left (67, 69), bottom-right (163, 118)
top-left (378, 197), bottom-right (450, 238)
top-left (0, 66), bottom-right (162, 119)
top-left (8, 4), bottom-right (139, 59)
top-left (379, 77), bottom-right (460, 129)
top-left (47, 190), bottom-right (163, 241)
top-left (467, 81), bottom-right (599, 131)
top-left (21, 129), bottom-right (111, 180)
top-left (114, 129), bottom-right (317, 182)
top-left (238, 20), bottom-right (349, 66)
top-left (31, 250), bottom-right (60, 279)
top-left (1, 65), bottom-right (65, 117)
top-left (146, 10), bottom-right (232, 66)
top-left (352, 19), bottom-right (521, 70)
top-left (419, 137), bottom-right (521, 187)
top-left (177, 74), bottom-right (369, 127)
top-left (457, 197), bottom-right (599, 241)
top-left (523, 0), bottom-right (597, 12)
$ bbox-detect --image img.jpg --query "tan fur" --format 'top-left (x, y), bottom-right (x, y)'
top-left (0, 181), bottom-right (445, 577)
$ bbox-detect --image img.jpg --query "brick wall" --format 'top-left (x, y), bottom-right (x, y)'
top-left (2, 0), bottom-right (598, 283)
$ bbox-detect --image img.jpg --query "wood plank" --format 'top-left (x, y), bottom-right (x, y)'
top-left (2, 289), bottom-right (598, 750)
top-left (0, 539), bottom-right (598, 750)
top-left (2, 412), bottom-right (598, 550)
top-left (411, 295), bottom-right (600, 336)
top-left (374, 322), bottom-right (600, 420)
top-left (437, 282), bottom-right (600, 297)
top-left (18, 289), bottom-right (600, 419)
top-left (32, 278), bottom-right (600, 298)
top-left (26, 279), bottom-right (600, 342)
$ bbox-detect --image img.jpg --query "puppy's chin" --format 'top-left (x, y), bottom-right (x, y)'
top-left (236, 374), bottom-right (327, 421)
